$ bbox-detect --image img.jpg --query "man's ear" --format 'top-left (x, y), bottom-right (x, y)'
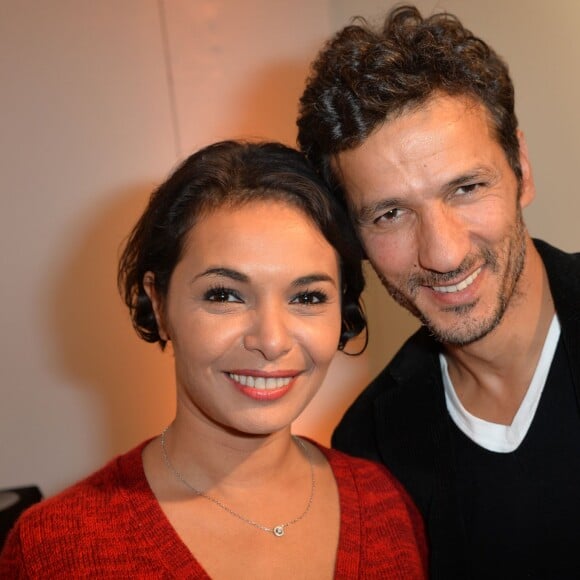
top-left (517, 130), bottom-right (536, 209)
top-left (143, 272), bottom-right (169, 341)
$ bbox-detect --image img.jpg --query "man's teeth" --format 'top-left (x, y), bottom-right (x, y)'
top-left (432, 267), bottom-right (482, 294)
top-left (228, 373), bottom-right (293, 390)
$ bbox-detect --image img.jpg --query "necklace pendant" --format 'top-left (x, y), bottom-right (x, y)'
top-left (273, 525), bottom-right (285, 537)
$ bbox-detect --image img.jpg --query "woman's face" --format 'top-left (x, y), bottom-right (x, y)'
top-left (146, 200), bottom-right (342, 437)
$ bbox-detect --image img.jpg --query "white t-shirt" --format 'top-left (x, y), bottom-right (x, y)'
top-left (441, 315), bottom-right (561, 453)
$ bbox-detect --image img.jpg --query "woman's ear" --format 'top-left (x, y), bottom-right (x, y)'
top-left (143, 272), bottom-right (169, 341)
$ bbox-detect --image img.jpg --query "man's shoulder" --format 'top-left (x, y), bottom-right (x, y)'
top-left (318, 443), bottom-right (423, 517)
top-left (534, 238), bottom-right (580, 264)
top-left (332, 327), bottom-right (440, 457)
top-left (346, 326), bottom-right (439, 410)
top-left (534, 238), bottom-right (580, 316)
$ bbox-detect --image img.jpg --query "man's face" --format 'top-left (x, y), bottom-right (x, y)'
top-left (334, 93), bottom-right (535, 346)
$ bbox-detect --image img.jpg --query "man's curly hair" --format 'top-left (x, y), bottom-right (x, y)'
top-left (297, 4), bottom-right (520, 204)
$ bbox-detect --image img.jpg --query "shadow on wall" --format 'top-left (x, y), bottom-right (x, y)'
top-left (48, 184), bottom-right (175, 461)
top-left (181, 59), bottom-right (312, 149)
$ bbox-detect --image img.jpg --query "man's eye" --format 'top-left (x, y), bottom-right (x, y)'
top-left (456, 183), bottom-right (481, 196)
top-left (374, 208), bottom-right (402, 224)
top-left (204, 287), bottom-right (242, 303)
top-left (291, 291), bottom-right (327, 305)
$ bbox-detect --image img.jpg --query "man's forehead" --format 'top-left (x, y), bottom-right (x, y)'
top-left (333, 94), bottom-right (495, 166)
top-left (330, 95), bottom-right (507, 210)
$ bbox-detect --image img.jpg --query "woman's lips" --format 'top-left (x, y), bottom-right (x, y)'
top-left (226, 372), bottom-right (299, 401)
top-left (227, 373), bottom-right (293, 390)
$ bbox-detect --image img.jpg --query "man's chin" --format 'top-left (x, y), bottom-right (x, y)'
top-left (421, 311), bottom-right (503, 347)
top-left (385, 282), bottom-right (506, 346)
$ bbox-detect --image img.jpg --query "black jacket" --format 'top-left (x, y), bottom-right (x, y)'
top-left (332, 240), bottom-right (580, 579)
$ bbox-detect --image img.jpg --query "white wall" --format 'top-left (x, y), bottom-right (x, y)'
top-left (1, 0), bottom-right (578, 497)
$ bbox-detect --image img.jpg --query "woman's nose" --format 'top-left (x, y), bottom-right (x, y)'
top-left (243, 303), bottom-right (293, 360)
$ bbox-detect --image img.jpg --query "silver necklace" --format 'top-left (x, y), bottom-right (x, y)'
top-left (160, 427), bottom-right (316, 538)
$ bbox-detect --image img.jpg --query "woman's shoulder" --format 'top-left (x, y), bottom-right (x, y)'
top-left (311, 440), bottom-right (402, 488)
top-left (303, 439), bottom-right (428, 577)
top-left (307, 438), bottom-right (425, 527)
top-left (0, 439), bottom-right (180, 578)
top-left (12, 440), bottom-right (149, 534)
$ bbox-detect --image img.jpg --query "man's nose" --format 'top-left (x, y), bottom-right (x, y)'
top-left (417, 205), bottom-right (470, 273)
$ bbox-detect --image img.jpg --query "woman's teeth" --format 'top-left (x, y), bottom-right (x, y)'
top-left (228, 373), bottom-right (292, 390)
top-left (432, 267), bottom-right (482, 294)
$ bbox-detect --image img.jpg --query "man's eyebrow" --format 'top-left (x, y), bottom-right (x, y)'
top-left (446, 170), bottom-right (489, 190)
top-left (193, 267), bottom-right (249, 283)
top-left (354, 169), bottom-right (493, 224)
top-left (292, 274), bottom-right (338, 288)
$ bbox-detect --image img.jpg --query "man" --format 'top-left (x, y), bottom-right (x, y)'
top-left (298, 5), bottom-right (580, 579)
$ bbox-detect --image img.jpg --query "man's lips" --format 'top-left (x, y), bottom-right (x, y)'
top-left (430, 266), bottom-right (482, 294)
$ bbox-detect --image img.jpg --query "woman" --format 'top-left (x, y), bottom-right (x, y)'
top-left (0, 141), bottom-right (426, 578)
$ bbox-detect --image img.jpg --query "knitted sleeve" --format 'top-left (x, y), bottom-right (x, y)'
top-left (324, 446), bottom-right (428, 579)
top-left (359, 460), bottom-right (428, 578)
top-left (0, 521), bottom-right (29, 579)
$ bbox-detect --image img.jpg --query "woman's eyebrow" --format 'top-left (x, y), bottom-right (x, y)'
top-left (193, 267), bottom-right (248, 283)
top-left (292, 274), bottom-right (337, 288)
top-left (194, 269), bottom-right (337, 288)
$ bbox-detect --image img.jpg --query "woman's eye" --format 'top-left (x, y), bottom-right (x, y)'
top-left (204, 287), bottom-right (242, 303)
top-left (291, 291), bottom-right (328, 305)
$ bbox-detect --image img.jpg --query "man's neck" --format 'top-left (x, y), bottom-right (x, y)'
top-left (443, 237), bottom-right (555, 424)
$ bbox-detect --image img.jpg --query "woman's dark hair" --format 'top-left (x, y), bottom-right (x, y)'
top-left (118, 140), bottom-right (367, 352)
top-left (298, 4), bottom-right (521, 203)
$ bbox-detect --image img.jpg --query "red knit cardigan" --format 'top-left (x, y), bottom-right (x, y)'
top-left (1, 439), bottom-right (427, 578)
